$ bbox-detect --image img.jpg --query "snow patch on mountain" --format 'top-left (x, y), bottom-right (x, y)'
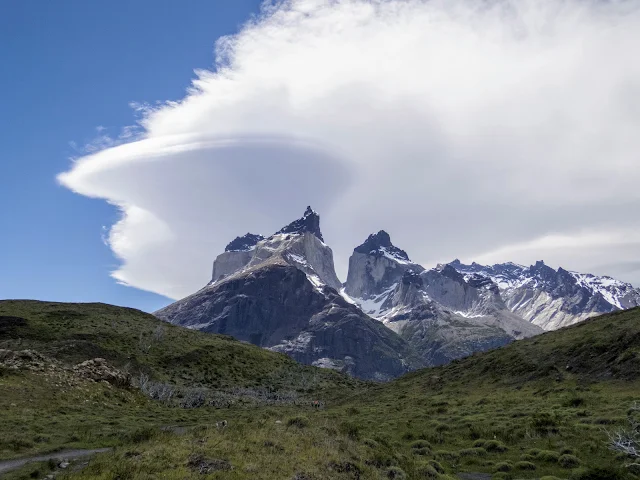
top-left (449, 259), bottom-right (640, 330)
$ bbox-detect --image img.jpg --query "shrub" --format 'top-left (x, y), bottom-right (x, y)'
top-left (362, 438), bottom-right (378, 448)
top-left (411, 440), bottom-right (432, 449)
top-left (564, 396), bottom-right (586, 408)
top-left (569, 467), bottom-right (624, 480)
top-left (434, 422), bottom-right (450, 432)
top-left (485, 440), bottom-right (508, 452)
top-left (428, 460), bottom-right (445, 474)
top-left (125, 426), bottom-right (156, 444)
top-left (530, 412), bottom-right (560, 434)
top-left (287, 416), bottom-right (309, 428)
top-left (436, 451), bottom-right (460, 461)
top-left (339, 421), bottom-right (360, 440)
top-left (492, 474), bottom-right (512, 480)
top-left (540, 477), bottom-right (563, 480)
top-left (520, 454), bottom-right (535, 461)
top-left (473, 439), bottom-right (487, 448)
top-left (460, 447), bottom-right (487, 457)
top-left (416, 465), bottom-right (439, 479)
top-left (527, 448), bottom-right (541, 456)
top-left (413, 448), bottom-right (431, 456)
top-left (366, 452), bottom-right (397, 468)
top-left (515, 461), bottom-right (537, 470)
top-left (387, 466), bottom-right (407, 479)
top-left (558, 454), bottom-right (580, 469)
top-left (495, 462), bottom-right (513, 472)
top-left (536, 450), bottom-right (560, 462)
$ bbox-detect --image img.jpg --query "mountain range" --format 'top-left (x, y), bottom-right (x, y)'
top-left (155, 207), bottom-right (640, 379)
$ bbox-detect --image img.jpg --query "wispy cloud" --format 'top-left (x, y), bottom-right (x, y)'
top-left (58, 0), bottom-right (640, 299)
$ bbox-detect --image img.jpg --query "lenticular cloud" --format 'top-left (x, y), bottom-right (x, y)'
top-left (59, 0), bottom-right (640, 300)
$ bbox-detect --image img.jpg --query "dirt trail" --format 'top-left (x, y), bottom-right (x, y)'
top-left (0, 448), bottom-right (111, 475)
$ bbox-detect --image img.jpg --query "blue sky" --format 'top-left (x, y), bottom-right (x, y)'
top-left (3, 0), bottom-right (639, 312)
top-left (0, 0), bottom-right (262, 312)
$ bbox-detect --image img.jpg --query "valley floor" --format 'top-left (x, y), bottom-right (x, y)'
top-left (2, 372), bottom-right (638, 479)
top-left (2, 301), bottom-right (639, 479)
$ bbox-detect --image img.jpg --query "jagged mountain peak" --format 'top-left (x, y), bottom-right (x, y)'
top-left (448, 258), bottom-right (640, 330)
top-left (274, 206), bottom-right (323, 242)
top-left (354, 230), bottom-right (410, 263)
top-left (225, 233), bottom-right (265, 252)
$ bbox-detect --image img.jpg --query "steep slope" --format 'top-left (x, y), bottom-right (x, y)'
top-left (156, 209), bottom-right (421, 380)
top-left (0, 300), bottom-right (357, 392)
top-left (450, 259), bottom-right (640, 330)
top-left (343, 233), bottom-right (542, 366)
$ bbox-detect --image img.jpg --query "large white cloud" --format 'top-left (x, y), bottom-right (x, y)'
top-left (59, 0), bottom-right (640, 300)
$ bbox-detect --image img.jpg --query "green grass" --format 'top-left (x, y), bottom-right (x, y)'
top-left (0, 300), bottom-right (361, 393)
top-left (2, 301), bottom-right (640, 479)
top-left (0, 300), bottom-right (363, 462)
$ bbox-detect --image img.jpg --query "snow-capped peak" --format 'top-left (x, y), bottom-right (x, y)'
top-left (448, 259), bottom-right (640, 329)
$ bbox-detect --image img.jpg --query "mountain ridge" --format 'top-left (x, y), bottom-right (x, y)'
top-left (155, 207), bottom-right (640, 379)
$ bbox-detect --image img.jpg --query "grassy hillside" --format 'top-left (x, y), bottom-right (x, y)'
top-left (0, 300), bottom-right (362, 468)
top-left (2, 302), bottom-right (640, 480)
top-left (321, 307), bottom-right (640, 479)
top-left (0, 300), bottom-right (360, 392)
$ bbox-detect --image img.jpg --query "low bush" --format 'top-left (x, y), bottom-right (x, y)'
top-left (387, 466), bottom-right (407, 479)
top-left (339, 421), bottom-right (360, 439)
top-left (460, 447), bottom-right (487, 457)
top-left (416, 465), bottom-right (439, 479)
top-left (413, 447), bottom-right (431, 456)
top-left (436, 451), bottom-right (460, 461)
top-left (428, 460), bottom-right (445, 474)
top-left (484, 440), bottom-right (508, 452)
top-left (495, 462), bottom-right (513, 472)
top-left (536, 450), bottom-right (560, 462)
top-left (362, 438), bottom-right (379, 448)
top-left (411, 439), bottom-right (432, 449)
top-left (558, 454), bottom-right (580, 469)
top-left (492, 473), bottom-right (512, 480)
top-left (286, 416), bottom-right (309, 428)
top-left (515, 461), bottom-right (537, 470)
top-left (569, 467), bottom-right (624, 480)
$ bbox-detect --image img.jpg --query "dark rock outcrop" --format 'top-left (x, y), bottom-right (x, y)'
top-left (225, 233), bottom-right (265, 252)
top-left (275, 206), bottom-right (324, 242)
top-left (156, 264), bottom-right (419, 380)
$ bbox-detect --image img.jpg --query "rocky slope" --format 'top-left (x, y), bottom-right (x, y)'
top-left (449, 259), bottom-right (640, 330)
top-left (156, 208), bottom-right (420, 380)
top-left (343, 233), bottom-right (542, 366)
top-left (156, 207), bottom-right (639, 379)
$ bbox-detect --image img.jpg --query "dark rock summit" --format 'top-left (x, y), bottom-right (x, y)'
top-left (225, 233), bottom-right (265, 252)
top-left (275, 206), bottom-right (324, 242)
top-left (354, 230), bottom-right (410, 261)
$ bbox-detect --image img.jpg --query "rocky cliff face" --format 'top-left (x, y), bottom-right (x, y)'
top-left (449, 260), bottom-right (640, 330)
top-left (342, 233), bottom-right (542, 367)
top-left (156, 208), bottom-right (420, 380)
top-left (156, 207), bottom-right (639, 380)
